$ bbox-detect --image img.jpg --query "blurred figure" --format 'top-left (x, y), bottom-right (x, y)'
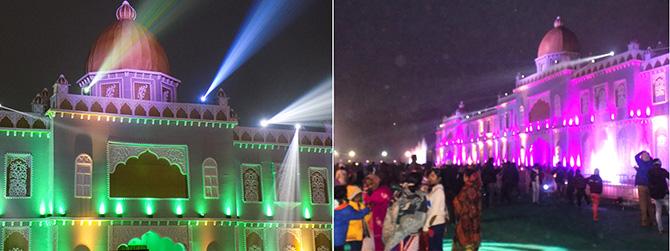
top-left (566, 168), bottom-right (575, 205)
top-left (409, 155), bottom-right (422, 174)
top-left (364, 174), bottom-right (392, 250)
top-left (453, 168), bottom-right (482, 251)
top-left (443, 165), bottom-right (460, 223)
top-left (481, 158), bottom-right (498, 208)
top-left (335, 185), bottom-right (371, 251)
top-left (423, 168), bottom-right (448, 251)
top-left (530, 165), bottom-right (542, 204)
top-left (634, 150), bottom-right (654, 227)
top-left (587, 168), bottom-right (603, 222)
top-left (574, 169), bottom-right (589, 207)
top-left (551, 163), bottom-right (566, 198)
top-left (383, 172), bottom-right (427, 251)
top-left (648, 159), bottom-right (669, 233)
top-left (336, 168), bottom-right (348, 186)
top-left (501, 163), bottom-right (518, 204)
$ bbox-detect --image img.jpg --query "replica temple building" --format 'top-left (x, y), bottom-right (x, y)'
top-left (0, 1), bottom-right (332, 250)
top-left (435, 17), bottom-right (669, 201)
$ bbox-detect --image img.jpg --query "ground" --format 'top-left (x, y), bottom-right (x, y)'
top-left (442, 194), bottom-right (669, 250)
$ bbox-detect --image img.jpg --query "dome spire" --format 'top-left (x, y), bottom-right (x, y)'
top-left (116, 1), bottom-right (137, 21)
top-left (553, 16), bottom-right (562, 28)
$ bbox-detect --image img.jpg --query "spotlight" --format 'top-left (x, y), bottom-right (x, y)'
top-left (381, 150), bottom-right (388, 157)
top-left (543, 184), bottom-right (550, 191)
top-left (294, 123), bottom-right (301, 130)
top-left (348, 150), bottom-right (356, 158)
top-left (609, 51), bottom-right (615, 56)
top-left (83, 87), bottom-right (90, 94)
top-left (260, 119), bottom-right (269, 127)
top-left (200, 96), bottom-right (207, 102)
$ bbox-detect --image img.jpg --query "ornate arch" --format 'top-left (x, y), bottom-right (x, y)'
top-left (120, 104), bottom-right (132, 115)
top-left (242, 164), bottom-right (262, 202)
top-left (5, 153), bottom-right (31, 198)
top-left (0, 117), bottom-right (13, 128)
top-left (203, 110), bottom-right (214, 120)
top-left (2, 227), bottom-right (29, 251)
top-left (106, 103), bottom-right (118, 114)
top-left (75, 153), bottom-right (93, 198)
top-left (148, 107), bottom-right (161, 117)
top-left (75, 100), bottom-right (89, 111)
top-left (163, 108), bottom-right (174, 118)
top-left (15, 118), bottom-right (30, 129)
top-left (91, 102), bottom-right (103, 113)
top-left (245, 229), bottom-right (264, 251)
top-left (189, 109), bottom-right (201, 119)
top-left (528, 99), bottom-right (550, 123)
top-left (134, 105), bottom-right (147, 116)
top-left (309, 167), bottom-right (329, 204)
top-left (203, 158), bottom-right (219, 199)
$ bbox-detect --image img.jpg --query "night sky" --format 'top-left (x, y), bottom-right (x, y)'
top-left (0, 1), bottom-right (331, 128)
top-left (335, 0), bottom-right (669, 161)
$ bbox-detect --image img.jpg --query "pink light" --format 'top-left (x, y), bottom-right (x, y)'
top-left (545, 122), bottom-right (549, 129)
top-left (575, 116), bottom-right (580, 125)
top-left (536, 124), bottom-right (540, 130)
top-left (629, 110), bottom-right (634, 117)
top-left (610, 113), bottom-right (615, 121)
top-left (569, 156), bottom-right (575, 167)
top-left (590, 115), bottom-right (595, 123)
top-left (568, 118), bottom-right (573, 126)
top-left (645, 106), bottom-right (651, 117)
top-left (529, 126), bottom-right (533, 132)
top-left (576, 155), bottom-right (581, 167)
top-left (562, 119), bottom-right (567, 126)
top-left (636, 109), bottom-right (641, 117)
top-left (562, 157), bottom-right (567, 167)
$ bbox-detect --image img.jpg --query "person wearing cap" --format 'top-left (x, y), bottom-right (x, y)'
top-left (634, 150), bottom-right (654, 226)
top-left (363, 174), bottom-right (392, 250)
top-left (347, 185), bottom-right (370, 250)
top-left (335, 185), bottom-right (371, 251)
top-left (647, 159), bottom-right (669, 233)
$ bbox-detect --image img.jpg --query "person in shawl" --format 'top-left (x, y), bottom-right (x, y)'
top-left (364, 173), bottom-right (392, 250)
top-left (452, 168), bottom-right (482, 251)
top-left (382, 172), bottom-right (427, 251)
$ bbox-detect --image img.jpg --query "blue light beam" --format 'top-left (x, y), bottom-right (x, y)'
top-left (202, 0), bottom-right (306, 99)
top-left (266, 77), bottom-right (332, 127)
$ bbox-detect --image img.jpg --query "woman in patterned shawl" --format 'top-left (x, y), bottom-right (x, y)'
top-left (382, 172), bottom-right (427, 251)
top-left (452, 167), bottom-right (482, 251)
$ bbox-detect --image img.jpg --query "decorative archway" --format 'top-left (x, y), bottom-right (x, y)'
top-left (528, 99), bottom-right (550, 123)
top-left (117, 231), bottom-right (186, 251)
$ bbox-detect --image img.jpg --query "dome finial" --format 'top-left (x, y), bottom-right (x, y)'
top-left (116, 1), bottom-right (137, 21)
top-left (553, 16), bottom-right (562, 28)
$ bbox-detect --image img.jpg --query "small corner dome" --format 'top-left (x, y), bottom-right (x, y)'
top-left (537, 16), bottom-right (580, 58)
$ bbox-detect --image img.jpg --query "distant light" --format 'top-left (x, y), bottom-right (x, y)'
top-left (83, 87), bottom-right (90, 94)
top-left (609, 51), bottom-right (615, 56)
top-left (574, 116), bottom-right (580, 125)
top-left (200, 96), bottom-right (206, 102)
top-left (333, 150), bottom-right (339, 156)
top-left (629, 110), bottom-right (634, 117)
top-left (348, 150), bottom-right (356, 158)
top-left (393, 160), bottom-right (397, 163)
top-left (610, 113), bottom-right (615, 120)
top-left (543, 184), bottom-right (550, 191)
top-left (590, 59), bottom-right (595, 63)
top-left (365, 160), bottom-right (370, 164)
top-left (260, 119), bottom-right (269, 127)
top-left (636, 109), bottom-right (641, 117)
top-left (645, 106), bottom-right (651, 117)
top-left (590, 115), bottom-right (595, 123)
top-left (381, 150), bottom-right (388, 157)
top-left (294, 123), bottom-right (301, 130)
top-left (404, 151), bottom-right (412, 158)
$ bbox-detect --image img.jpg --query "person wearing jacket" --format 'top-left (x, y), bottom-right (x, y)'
top-left (335, 185), bottom-right (371, 251)
top-left (587, 169), bottom-right (603, 221)
top-left (647, 159), bottom-right (669, 233)
top-left (423, 168), bottom-right (448, 250)
top-left (530, 165), bottom-right (542, 204)
top-left (347, 185), bottom-right (370, 250)
top-left (364, 174), bottom-right (392, 250)
top-left (634, 150), bottom-right (654, 227)
top-left (574, 170), bottom-right (589, 207)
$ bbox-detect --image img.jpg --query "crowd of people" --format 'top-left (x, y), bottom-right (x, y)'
top-left (333, 151), bottom-right (669, 251)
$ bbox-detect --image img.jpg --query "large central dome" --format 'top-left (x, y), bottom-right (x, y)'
top-left (537, 16), bottom-right (580, 58)
top-left (86, 1), bottom-right (170, 73)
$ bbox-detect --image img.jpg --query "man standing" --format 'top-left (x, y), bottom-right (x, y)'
top-left (648, 159), bottom-right (669, 233)
top-left (587, 169), bottom-right (603, 222)
top-left (530, 165), bottom-right (542, 204)
top-left (574, 170), bottom-right (589, 207)
top-left (552, 163), bottom-right (566, 198)
top-left (634, 151), bottom-right (654, 227)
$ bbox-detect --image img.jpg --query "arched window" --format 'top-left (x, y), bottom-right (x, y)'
top-left (203, 158), bottom-right (219, 199)
top-left (5, 153), bottom-right (31, 198)
top-left (75, 154), bottom-right (92, 198)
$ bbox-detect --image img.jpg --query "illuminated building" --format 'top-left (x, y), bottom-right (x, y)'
top-left (0, 2), bottom-right (332, 250)
top-left (435, 16), bottom-right (668, 201)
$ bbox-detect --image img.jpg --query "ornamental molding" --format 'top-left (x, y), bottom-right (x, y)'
top-left (108, 225), bottom-right (189, 251)
top-left (107, 141), bottom-right (189, 174)
top-left (1, 227), bottom-right (30, 251)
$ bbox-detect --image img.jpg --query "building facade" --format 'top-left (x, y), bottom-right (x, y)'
top-left (0, 1), bottom-right (332, 250)
top-left (435, 17), bottom-right (669, 201)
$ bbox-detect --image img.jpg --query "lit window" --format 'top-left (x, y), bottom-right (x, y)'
top-left (75, 154), bottom-right (92, 198)
top-left (203, 158), bottom-right (219, 199)
top-left (6, 153), bottom-right (31, 198)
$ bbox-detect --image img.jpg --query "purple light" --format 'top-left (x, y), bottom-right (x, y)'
top-left (629, 110), bottom-right (634, 117)
top-left (575, 116), bottom-right (580, 125)
top-left (568, 118), bottom-right (573, 126)
top-left (562, 157), bottom-right (566, 167)
top-left (636, 109), bottom-right (641, 117)
top-left (590, 115), bottom-right (595, 123)
top-left (576, 155), bottom-right (581, 167)
top-left (610, 113), bottom-right (615, 121)
top-left (569, 156), bottom-right (575, 167)
top-left (645, 106), bottom-right (651, 117)
top-left (562, 119), bottom-right (567, 126)
top-left (545, 122), bottom-right (549, 129)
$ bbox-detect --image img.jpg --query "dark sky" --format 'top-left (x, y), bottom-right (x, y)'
top-left (0, 0), bottom-right (331, 128)
top-left (335, 0), bottom-right (669, 161)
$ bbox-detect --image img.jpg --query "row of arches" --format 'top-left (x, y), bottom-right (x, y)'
top-left (59, 99), bottom-right (228, 121)
top-left (233, 131), bottom-right (332, 146)
top-left (0, 116), bottom-right (47, 129)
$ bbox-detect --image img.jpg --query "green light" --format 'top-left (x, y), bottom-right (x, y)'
top-left (304, 207), bottom-right (311, 219)
top-left (146, 204), bottom-right (154, 216)
top-left (39, 202), bottom-right (46, 216)
top-left (115, 203), bottom-right (123, 215)
top-left (58, 206), bottom-right (65, 216)
top-left (225, 207), bottom-right (232, 216)
top-left (176, 205), bottom-right (183, 216)
top-left (265, 205), bottom-right (273, 217)
top-left (99, 203), bottom-right (106, 215)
